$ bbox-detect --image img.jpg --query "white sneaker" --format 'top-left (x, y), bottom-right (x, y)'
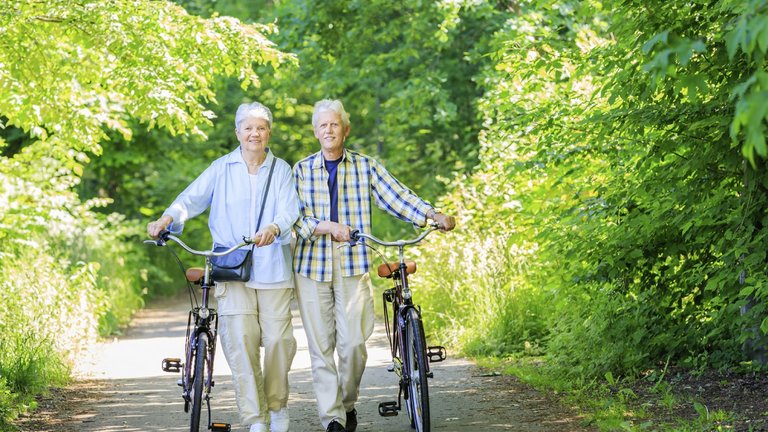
top-left (249, 423), bottom-right (268, 432)
top-left (269, 408), bottom-right (290, 432)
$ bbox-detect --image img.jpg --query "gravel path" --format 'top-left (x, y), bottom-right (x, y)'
top-left (17, 293), bottom-right (594, 432)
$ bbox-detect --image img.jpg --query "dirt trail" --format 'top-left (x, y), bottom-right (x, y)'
top-left (17, 293), bottom-right (594, 432)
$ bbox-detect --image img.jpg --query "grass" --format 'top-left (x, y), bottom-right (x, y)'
top-left (474, 356), bottom-right (744, 432)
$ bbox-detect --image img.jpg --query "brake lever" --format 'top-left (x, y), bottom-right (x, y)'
top-left (144, 229), bottom-right (170, 246)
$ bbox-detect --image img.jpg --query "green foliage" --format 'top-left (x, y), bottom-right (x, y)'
top-left (0, 378), bottom-right (18, 431)
top-left (5, 0), bottom-right (768, 427)
top-left (417, 0), bottom-right (768, 386)
top-left (0, 1), bottom-right (291, 427)
top-left (254, 0), bottom-right (504, 199)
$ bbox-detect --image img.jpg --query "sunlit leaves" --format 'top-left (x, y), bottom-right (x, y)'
top-left (0, 1), bottom-right (293, 422)
top-left (0, 0), bottom-right (293, 166)
top-left (414, 0), bottom-right (768, 378)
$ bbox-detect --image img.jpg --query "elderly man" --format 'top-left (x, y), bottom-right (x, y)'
top-left (292, 99), bottom-right (456, 432)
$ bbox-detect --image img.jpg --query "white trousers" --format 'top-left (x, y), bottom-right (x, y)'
top-left (214, 283), bottom-right (297, 425)
top-left (295, 245), bottom-right (375, 428)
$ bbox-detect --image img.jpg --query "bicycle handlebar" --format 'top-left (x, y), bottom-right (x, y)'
top-left (349, 224), bottom-right (439, 248)
top-left (144, 230), bottom-right (253, 258)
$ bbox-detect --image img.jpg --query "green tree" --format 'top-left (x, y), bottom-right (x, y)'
top-left (417, 0), bottom-right (768, 380)
top-left (0, 0), bottom-right (292, 426)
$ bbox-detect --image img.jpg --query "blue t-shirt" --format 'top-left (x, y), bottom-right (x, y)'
top-left (325, 156), bottom-right (343, 222)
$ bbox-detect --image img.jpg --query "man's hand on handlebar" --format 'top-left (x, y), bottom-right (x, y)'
top-left (330, 223), bottom-right (353, 242)
top-left (432, 213), bottom-right (456, 232)
top-left (147, 215), bottom-right (173, 239)
top-left (314, 221), bottom-right (352, 242)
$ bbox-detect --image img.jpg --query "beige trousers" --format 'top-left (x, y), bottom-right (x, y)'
top-left (214, 282), bottom-right (297, 425)
top-left (295, 245), bottom-right (375, 428)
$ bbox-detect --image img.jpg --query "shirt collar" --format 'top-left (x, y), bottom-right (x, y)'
top-left (311, 148), bottom-right (349, 170)
top-left (226, 146), bottom-right (274, 166)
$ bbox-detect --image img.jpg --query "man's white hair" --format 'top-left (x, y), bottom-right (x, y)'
top-left (312, 99), bottom-right (350, 128)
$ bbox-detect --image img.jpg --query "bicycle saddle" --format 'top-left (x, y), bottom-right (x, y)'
top-left (186, 267), bottom-right (205, 283)
top-left (377, 261), bottom-right (417, 278)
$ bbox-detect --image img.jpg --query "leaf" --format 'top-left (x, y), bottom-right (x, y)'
top-left (642, 30), bottom-right (670, 54)
top-left (725, 18), bottom-right (747, 59)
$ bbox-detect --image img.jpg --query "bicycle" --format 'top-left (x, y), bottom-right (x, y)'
top-left (348, 224), bottom-right (447, 432)
top-left (145, 230), bottom-right (252, 432)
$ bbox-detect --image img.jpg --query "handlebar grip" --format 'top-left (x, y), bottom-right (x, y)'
top-left (349, 229), bottom-right (360, 246)
top-left (158, 229), bottom-right (171, 241)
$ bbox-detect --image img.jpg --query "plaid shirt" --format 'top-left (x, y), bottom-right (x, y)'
top-left (293, 149), bottom-right (433, 282)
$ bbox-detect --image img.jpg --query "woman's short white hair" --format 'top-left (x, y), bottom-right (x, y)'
top-left (312, 99), bottom-right (350, 128)
top-left (235, 102), bottom-right (273, 129)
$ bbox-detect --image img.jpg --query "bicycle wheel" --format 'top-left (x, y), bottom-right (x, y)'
top-left (404, 308), bottom-right (430, 432)
top-left (190, 331), bottom-right (208, 431)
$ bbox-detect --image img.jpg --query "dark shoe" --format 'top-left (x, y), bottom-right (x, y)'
top-left (345, 409), bottom-right (357, 432)
top-left (326, 420), bottom-right (346, 432)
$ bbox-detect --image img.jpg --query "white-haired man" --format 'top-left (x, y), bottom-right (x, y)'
top-left (292, 99), bottom-right (456, 432)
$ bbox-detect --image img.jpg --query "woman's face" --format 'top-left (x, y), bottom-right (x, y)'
top-left (236, 116), bottom-right (271, 154)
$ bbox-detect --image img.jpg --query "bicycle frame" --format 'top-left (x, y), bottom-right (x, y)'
top-left (348, 226), bottom-right (446, 432)
top-left (181, 254), bottom-right (217, 414)
top-left (148, 231), bottom-right (250, 432)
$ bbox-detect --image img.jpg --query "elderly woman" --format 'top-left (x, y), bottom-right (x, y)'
top-left (147, 102), bottom-right (299, 432)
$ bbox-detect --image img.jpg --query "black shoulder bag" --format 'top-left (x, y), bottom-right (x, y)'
top-left (210, 158), bottom-right (277, 282)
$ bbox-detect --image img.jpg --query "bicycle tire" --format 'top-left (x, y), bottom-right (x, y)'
top-left (404, 308), bottom-right (430, 432)
top-left (190, 331), bottom-right (208, 431)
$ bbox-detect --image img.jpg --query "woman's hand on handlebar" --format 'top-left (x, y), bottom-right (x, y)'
top-left (147, 215), bottom-right (173, 238)
top-left (253, 223), bottom-right (280, 247)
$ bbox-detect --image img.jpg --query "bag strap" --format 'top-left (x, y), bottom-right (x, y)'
top-left (250, 157), bottom-right (277, 251)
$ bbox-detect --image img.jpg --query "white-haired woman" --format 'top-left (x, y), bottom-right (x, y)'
top-left (148, 102), bottom-right (299, 432)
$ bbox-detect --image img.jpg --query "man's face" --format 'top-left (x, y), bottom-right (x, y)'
top-left (236, 117), bottom-right (271, 154)
top-left (313, 110), bottom-right (349, 156)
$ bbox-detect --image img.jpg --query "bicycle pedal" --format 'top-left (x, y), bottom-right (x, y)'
top-left (427, 346), bottom-right (447, 363)
top-left (162, 358), bottom-right (182, 373)
top-left (209, 422), bottom-right (231, 431)
top-left (378, 401), bottom-right (399, 417)
top-left (387, 364), bottom-right (395, 372)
